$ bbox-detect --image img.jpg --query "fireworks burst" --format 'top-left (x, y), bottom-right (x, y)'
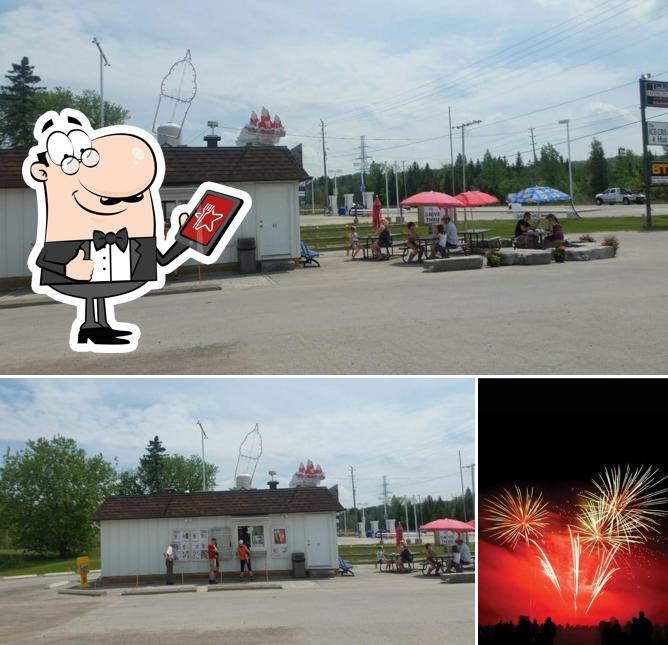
top-left (577, 466), bottom-right (668, 553)
top-left (484, 486), bottom-right (549, 548)
top-left (586, 544), bottom-right (621, 614)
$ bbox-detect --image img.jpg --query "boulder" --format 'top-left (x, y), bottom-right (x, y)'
top-left (441, 572), bottom-right (475, 584)
top-left (499, 249), bottom-right (552, 266)
top-left (565, 243), bottom-right (615, 261)
top-left (423, 256), bottom-right (483, 272)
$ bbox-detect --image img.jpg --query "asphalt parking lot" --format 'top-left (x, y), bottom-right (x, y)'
top-left (0, 230), bottom-right (666, 374)
top-left (0, 566), bottom-right (473, 645)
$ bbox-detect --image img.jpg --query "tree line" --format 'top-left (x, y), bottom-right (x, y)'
top-left (0, 435), bottom-right (217, 557)
top-left (309, 140), bottom-right (668, 208)
top-left (0, 56), bottom-right (128, 148)
top-left (338, 489), bottom-right (474, 534)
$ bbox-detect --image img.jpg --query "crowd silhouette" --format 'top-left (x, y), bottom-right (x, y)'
top-left (480, 612), bottom-right (667, 645)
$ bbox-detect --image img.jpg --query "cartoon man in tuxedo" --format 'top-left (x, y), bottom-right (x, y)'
top-left (23, 108), bottom-right (250, 353)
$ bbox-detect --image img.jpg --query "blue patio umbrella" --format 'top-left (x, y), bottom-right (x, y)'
top-left (512, 186), bottom-right (571, 219)
top-left (513, 186), bottom-right (570, 204)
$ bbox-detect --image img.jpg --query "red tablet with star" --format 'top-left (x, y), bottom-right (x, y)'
top-left (174, 190), bottom-right (246, 255)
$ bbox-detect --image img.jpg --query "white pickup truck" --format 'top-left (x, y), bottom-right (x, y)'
top-left (595, 187), bottom-right (645, 205)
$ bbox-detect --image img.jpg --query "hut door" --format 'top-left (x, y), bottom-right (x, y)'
top-left (305, 515), bottom-right (330, 567)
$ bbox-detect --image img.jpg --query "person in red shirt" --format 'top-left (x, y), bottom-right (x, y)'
top-left (238, 539), bottom-right (253, 580)
top-left (207, 537), bottom-right (219, 584)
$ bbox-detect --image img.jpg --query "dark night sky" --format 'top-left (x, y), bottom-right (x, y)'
top-left (479, 378), bottom-right (667, 490)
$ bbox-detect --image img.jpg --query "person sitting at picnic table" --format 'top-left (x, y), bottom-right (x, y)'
top-left (371, 218), bottom-right (392, 259)
top-left (443, 215), bottom-right (458, 249)
top-left (543, 213), bottom-right (564, 247)
top-left (456, 538), bottom-right (472, 566)
top-left (405, 221), bottom-right (422, 262)
top-left (445, 544), bottom-right (462, 573)
top-left (514, 212), bottom-right (541, 249)
top-left (429, 224), bottom-right (448, 259)
top-left (348, 225), bottom-right (361, 259)
top-left (424, 543), bottom-right (442, 575)
top-left (395, 541), bottom-right (413, 572)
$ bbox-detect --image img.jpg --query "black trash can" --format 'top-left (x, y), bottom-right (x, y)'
top-left (292, 552), bottom-right (306, 579)
top-left (237, 237), bottom-right (257, 274)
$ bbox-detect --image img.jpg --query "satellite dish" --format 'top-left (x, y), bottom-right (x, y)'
top-left (152, 50), bottom-right (197, 147)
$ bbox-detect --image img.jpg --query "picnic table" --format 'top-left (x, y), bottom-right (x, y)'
top-left (360, 233), bottom-right (397, 259)
top-left (460, 228), bottom-right (491, 251)
top-left (400, 236), bottom-right (434, 262)
top-left (420, 555), bottom-right (449, 575)
top-left (382, 553), bottom-right (415, 572)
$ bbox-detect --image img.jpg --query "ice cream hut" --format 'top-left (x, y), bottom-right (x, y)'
top-left (93, 485), bottom-right (342, 582)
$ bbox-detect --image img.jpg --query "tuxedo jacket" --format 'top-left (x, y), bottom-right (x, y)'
top-left (36, 237), bottom-right (185, 286)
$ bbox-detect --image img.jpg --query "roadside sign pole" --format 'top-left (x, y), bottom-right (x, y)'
top-left (639, 78), bottom-right (653, 228)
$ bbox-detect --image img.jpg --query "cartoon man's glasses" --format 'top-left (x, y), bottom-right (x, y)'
top-left (60, 149), bottom-right (100, 175)
top-left (46, 129), bottom-right (100, 175)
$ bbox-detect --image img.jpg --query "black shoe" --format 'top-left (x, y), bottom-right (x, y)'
top-left (78, 327), bottom-right (130, 345)
top-left (99, 325), bottom-right (133, 337)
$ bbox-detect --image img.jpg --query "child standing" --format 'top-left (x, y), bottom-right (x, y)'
top-left (375, 545), bottom-right (385, 569)
top-left (348, 225), bottom-right (360, 259)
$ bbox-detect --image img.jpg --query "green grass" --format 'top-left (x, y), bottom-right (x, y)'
top-left (0, 548), bottom-right (100, 577)
top-left (337, 541), bottom-right (475, 564)
top-left (301, 216), bottom-right (668, 251)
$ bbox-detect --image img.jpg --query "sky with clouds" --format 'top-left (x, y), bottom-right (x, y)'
top-left (0, 378), bottom-right (475, 508)
top-left (1, 0), bottom-right (666, 176)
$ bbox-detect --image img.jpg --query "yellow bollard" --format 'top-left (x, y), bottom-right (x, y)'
top-left (76, 556), bottom-right (90, 589)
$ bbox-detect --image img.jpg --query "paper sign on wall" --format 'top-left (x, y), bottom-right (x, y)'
top-left (271, 526), bottom-right (289, 557)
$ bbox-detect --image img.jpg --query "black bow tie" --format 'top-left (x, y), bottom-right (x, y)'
top-left (93, 228), bottom-right (129, 252)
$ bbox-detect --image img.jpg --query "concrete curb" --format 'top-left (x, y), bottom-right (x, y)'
top-left (58, 588), bottom-right (107, 596)
top-left (121, 585), bottom-right (197, 595)
top-left (207, 583), bottom-right (283, 592)
top-left (441, 572), bottom-right (475, 584)
top-left (0, 283), bottom-right (221, 310)
top-left (42, 571), bottom-right (75, 577)
top-left (1, 574), bottom-right (38, 580)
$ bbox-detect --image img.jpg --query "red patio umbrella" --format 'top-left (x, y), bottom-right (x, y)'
top-left (454, 190), bottom-right (499, 207)
top-left (420, 518), bottom-right (472, 532)
top-left (400, 191), bottom-right (464, 209)
top-left (372, 195), bottom-right (382, 229)
top-left (454, 191), bottom-right (499, 229)
top-left (466, 519), bottom-right (475, 529)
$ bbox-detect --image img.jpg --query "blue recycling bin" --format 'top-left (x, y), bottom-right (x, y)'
top-left (338, 207), bottom-right (346, 216)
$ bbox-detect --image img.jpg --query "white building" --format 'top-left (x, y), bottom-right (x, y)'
top-left (93, 486), bottom-right (342, 582)
top-left (0, 145), bottom-right (309, 288)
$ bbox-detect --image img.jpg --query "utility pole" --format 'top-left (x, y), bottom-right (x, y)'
top-left (92, 37), bottom-right (110, 127)
top-left (381, 476), bottom-right (391, 529)
top-left (402, 160), bottom-right (407, 197)
top-left (529, 127), bottom-right (537, 165)
top-left (412, 496), bottom-right (419, 539)
top-left (463, 463), bottom-right (475, 511)
top-left (350, 465), bottom-right (358, 534)
top-left (359, 136), bottom-right (367, 201)
top-left (639, 73), bottom-right (653, 228)
top-left (404, 498), bottom-right (410, 533)
top-left (196, 420), bottom-right (208, 491)
top-left (558, 119), bottom-right (575, 213)
top-left (458, 450), bottom-right (468, 522)
top-left (320, 119), bottom-right (328, 214)
top-left (394, 161), bottom-right (401, 211)
top-left (452, 119), bottom-right (482, 194)
top-left (448, 106), bottom-right (455, 195)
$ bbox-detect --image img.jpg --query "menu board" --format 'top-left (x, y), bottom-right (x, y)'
top-left (210, 526), bottom-right (234, 560)
top-left (271, 526), bottom-right (288, 558)
top-left (170, 528), bottom-right (209, 561)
